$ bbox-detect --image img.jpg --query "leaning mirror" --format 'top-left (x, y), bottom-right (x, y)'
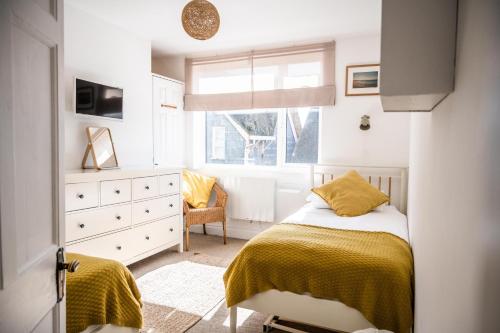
top-left (82, 127), bottom-right (119, 170)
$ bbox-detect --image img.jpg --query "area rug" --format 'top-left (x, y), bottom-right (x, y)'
top-left (137, 260), bottom-right (227, 332)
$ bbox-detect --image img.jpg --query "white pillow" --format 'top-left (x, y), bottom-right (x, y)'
top-left (306, 192), bottom-right (331, 209)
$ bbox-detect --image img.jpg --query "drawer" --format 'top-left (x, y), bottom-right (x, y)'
top-left (132, 195), bottom-right (180, 224)
top-left (101, 179), bottom-right (132, 206)
top-left (133, 176), bottom-right (159, 200)
top-left (131, 217), bottom-right (179, 255)
top-left (66, 204), bottom-right (132, 242)
top-left (159, 174), bottom-right (180, 196)
top-left (66, 229), bottom-right (132, 262)
top-left (65, 182), bottom-right (99, 212)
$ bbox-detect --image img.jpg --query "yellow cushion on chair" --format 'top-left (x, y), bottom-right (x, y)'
top-left (182, 169), bottom-right (216, 208)
top-left (312, 170), bottom-right (389, 217)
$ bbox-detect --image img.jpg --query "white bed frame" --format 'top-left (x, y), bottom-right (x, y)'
top-left (229, 164), bottom-right (408, 333)
top-left (80, 325), bottom-right (139, 333)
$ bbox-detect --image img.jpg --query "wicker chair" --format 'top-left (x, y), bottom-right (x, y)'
top-left (183, 182), bottom-right (228, 251)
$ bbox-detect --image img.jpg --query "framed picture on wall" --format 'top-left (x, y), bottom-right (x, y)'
top-left (345, 64), bottom-right (380, 96)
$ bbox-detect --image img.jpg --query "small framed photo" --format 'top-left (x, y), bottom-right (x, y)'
top-left (345, 64), bottom-right (380, 96)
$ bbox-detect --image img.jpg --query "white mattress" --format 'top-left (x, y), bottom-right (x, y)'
top-left (282, 204), bottom-right (409, 243)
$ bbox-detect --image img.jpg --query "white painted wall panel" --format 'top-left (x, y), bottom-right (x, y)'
top-left (408, 0), bottom-right (500, 331)
top-left (64, 3), bottom-right (153, 169)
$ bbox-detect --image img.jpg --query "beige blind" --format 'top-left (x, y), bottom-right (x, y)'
top-left (185, 42), bottom-right (335, 111)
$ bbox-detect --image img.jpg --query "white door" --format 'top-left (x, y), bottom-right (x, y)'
top-left (152, 75), bottom-right (185, 166)
top-left (0, 0), bottom-right (66, 332)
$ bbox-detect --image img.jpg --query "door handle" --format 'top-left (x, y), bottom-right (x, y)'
top-left (161, 103), bottom-right (177, 109)
top-left (59, 259), bottom-right (80, 273)
top-left (56, 248), bottom-right (80, 303)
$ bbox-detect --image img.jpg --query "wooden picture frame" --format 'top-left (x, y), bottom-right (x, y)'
top-left (345, 64), bottom-right (380, 96)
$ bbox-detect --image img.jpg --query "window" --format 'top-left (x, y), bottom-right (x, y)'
top-left (211, 126), bottom-right (226, 160)
top-left (286, 107), bottom-right (319, 164)
top-left (189, 43), bottom-right (331, 167)
top-left (205, 107), bottom-right (319, 166)
top-left (185, 42), bottom-right (335, 111)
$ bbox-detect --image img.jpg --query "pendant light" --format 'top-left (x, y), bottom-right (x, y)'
top-left (182, 0), bottom-right (220, 40)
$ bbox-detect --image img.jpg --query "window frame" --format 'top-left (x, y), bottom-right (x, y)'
top-left (199, 107), bottom-right (323, 170)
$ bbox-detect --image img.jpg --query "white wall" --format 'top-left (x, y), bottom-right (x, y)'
top-left (408, 0), bottom-right (500, 331)
top-left (322, 35), bottom-right (409, 166)
top-left (64, 3), bottom-right (153, 170)
top-left (172, 34), bottom-right (411, 239)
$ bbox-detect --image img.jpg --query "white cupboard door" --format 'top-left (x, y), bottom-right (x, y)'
top-left (0, 1), bottom-right (65, 332)
top-left (152, 76), bottom-right (185, 166)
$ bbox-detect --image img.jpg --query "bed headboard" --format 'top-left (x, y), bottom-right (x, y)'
top-left (310, 165), bottom-right (408, 214)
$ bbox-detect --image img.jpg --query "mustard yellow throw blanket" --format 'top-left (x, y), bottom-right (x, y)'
top-left (66, 253), bottom-right (143, 333)
top-left (223, 224), bottom-right (413, 333)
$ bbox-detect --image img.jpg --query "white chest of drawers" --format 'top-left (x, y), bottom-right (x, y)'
top-left (65, 167), bottom-right (183, 265)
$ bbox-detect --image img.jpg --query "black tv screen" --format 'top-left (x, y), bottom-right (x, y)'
top-left (75, 78), bottom-right (123, 119)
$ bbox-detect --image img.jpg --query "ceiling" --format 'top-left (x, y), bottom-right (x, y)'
top-left (66, 0), bottom-right (381, 57)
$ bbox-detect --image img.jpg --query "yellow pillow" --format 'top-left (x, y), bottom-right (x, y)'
top-left (182, 170), bottom-right (216, 208)
top-left (312, 170), bottom-right (388, 217)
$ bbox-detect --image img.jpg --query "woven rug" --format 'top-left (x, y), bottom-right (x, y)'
top-left (137, 260), bottom-right (227, 333)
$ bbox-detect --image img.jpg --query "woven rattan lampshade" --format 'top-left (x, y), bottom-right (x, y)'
top-left (182, 0), bottom-right (220, 40)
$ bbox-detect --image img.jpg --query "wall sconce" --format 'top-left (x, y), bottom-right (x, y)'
top-left (360, 115), bottom-right (370, 130)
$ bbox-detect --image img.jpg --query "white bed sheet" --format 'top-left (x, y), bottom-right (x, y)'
top-left (282, 204), bottom-right (409, 243)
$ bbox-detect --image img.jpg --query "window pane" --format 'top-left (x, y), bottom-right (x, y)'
top-left (206, 110), bottom-right (278, 165)
top-left (253, 51), bottom-right (323, 91)
top-left (286, 107), bottom-right (319, 163)
top-left (193, 59), bottom-right (252, 94)
top-left (283, 62), bottom-right (321, 89)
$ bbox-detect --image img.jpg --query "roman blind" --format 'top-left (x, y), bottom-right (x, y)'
top-left (184, 41), bottom-right (335, 111)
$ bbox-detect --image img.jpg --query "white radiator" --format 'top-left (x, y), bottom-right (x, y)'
top-left (222, 177), bottom-right (275, 222)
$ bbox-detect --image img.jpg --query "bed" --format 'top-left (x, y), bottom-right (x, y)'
top-left (225, 165), bottom-right (412, 333)
top-left (66, 253), bottom-right (143, 333)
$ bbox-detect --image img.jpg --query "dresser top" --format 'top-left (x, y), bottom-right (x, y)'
top-left (65, 166), bottom-right (183, 183)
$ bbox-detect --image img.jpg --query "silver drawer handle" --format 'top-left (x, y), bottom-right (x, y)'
top-left (115, 189), bottom-right (121, 194)
top-left (145, 209), bottom-right (150, 214)
top-left (78, 223), bottom-right (85, 229)
top-left (115, 215), bottom-right (121, 220)
top-left (145, 185), bottom-right (150, 190)
top-left (77, 193), bottom-right (84, 199)
top-left (116, 245), bottom-right (122, 250)
top-left (169, 203), bottom-right (173, 208)
top-left (145, 236), bottom-right (150, 240)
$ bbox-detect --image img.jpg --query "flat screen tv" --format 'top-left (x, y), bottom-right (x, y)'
top-left (75, 78), bottom-right (123, 120)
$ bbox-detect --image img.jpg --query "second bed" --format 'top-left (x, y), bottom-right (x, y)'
top-left (224, 165), bottom-right (413, 333)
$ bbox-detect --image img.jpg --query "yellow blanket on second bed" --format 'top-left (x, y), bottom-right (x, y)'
top-left (223, 224), bottom-right (413, 333)
top-left (66, 253), bottom-right (143, 333)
